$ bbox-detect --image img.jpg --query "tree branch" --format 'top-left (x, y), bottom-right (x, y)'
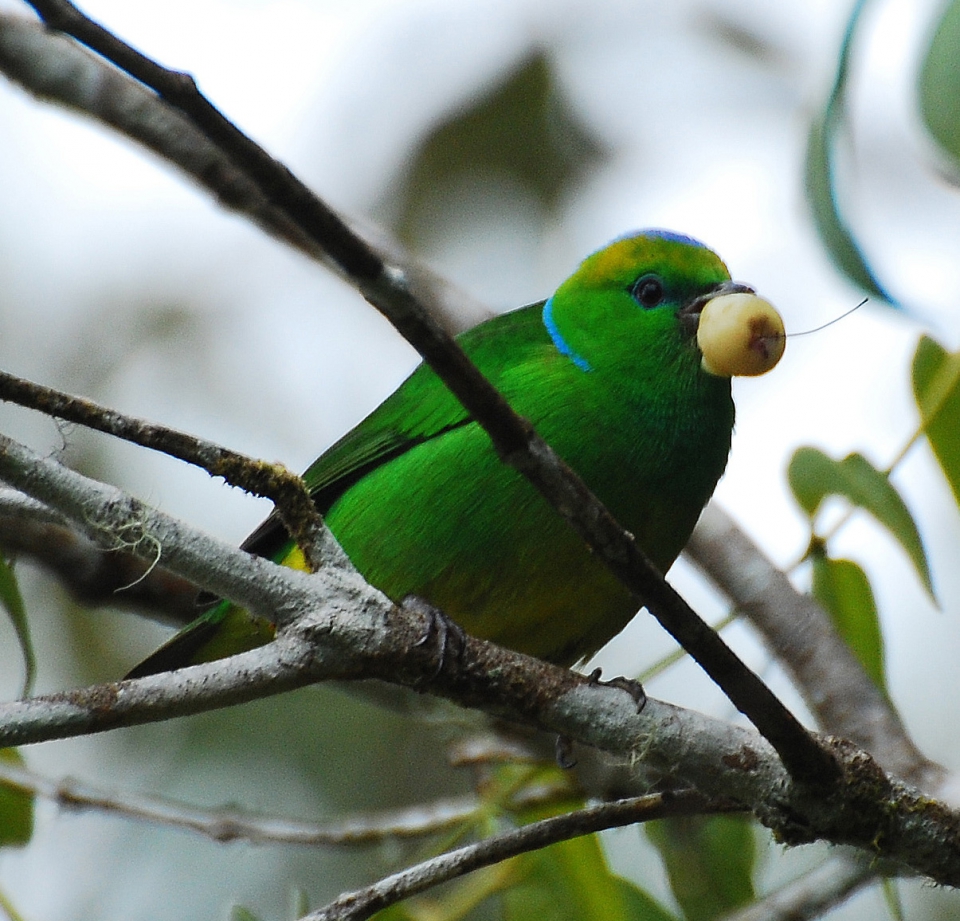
top-left (0, 757), bottom-right (487, 846)
top-left (0, 435), bottom-right (957, 885)
top-left (687, 504), bottom-right (940, 788)
top-left (0, 368), bottom-right (327, 570)
top-left (305, 791), bottom-right (733, 921)
top-left (721, 851), bottom-right (883, 921)
top-left (0, 489), bottom-right (197, 624)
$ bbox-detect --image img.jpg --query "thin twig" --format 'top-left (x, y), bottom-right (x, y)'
top-left (305, 791), bottom-right (733, 921)
top-left (0, 758), bottom-right (484, 846)
top-left (20, 0), bottom-right (836, 786)
top-left (0, 369), bottom-right (326, 571)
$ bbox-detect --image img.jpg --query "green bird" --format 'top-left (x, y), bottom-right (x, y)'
top-left (129, 230), bottom-right (780, 678)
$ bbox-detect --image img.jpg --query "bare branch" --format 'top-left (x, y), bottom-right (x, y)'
top-left (0, 435), bottom-right (957, 885)
top-left (305, 791), bottom-right (734, 921)
top-left (0, 369), bottom-right (326, 570)
top-left (0, 757), bottom-right (484, 846)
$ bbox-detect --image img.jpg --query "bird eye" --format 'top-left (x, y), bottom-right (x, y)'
top-left (630, 274), bottom-right (665, 309)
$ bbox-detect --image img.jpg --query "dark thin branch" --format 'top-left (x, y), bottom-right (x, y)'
top-left (0, 15), bottom-right (491, 333)
top-left (687, 504), bottom-right (941, 789)
top-left (27, 3), bottom-right (381, 280)
top-left (20, 0), bottom-right (837, 786)
top-left (305, 791), bottom-right (733, 921)
top-left (0, 369), bottom-right (325, 571)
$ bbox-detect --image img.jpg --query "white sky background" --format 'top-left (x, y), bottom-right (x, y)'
top-left (0, 0), bottom-right (959, 918)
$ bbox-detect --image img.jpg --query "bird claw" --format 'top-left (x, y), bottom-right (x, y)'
top-left (555, 734), bottom-right (577, 769)
top-left (407, 596), bottom-right (466, 682)
top-left (586, 668), bottom-right (647, 713)
top-left (555, 670), bottom-right (646, 769)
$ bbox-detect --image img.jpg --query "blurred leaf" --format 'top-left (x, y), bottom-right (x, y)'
top-left (290, 889), bottom-right (311, 918)
top-left (918, 0), bottom-right (960, 171)
top-left (496, 766), bottom-right (675, 921)
top-left (229, 909), bottom-right (262, 921)
top-left (0, 555), bottom-right (33, 698)
top-left (372, 905), bottom-right (418, 921)
top-left (804, 0), bottom-right (891, 302)
top-left (646, 815), bottom-right (755, 921)
top-left (502, 825), bottom-right (676, 921)
top-left (805, 117), bottom-right (888, 300)
top-left (696, 12), bottom-right (789, 68)
top-left (788, 447), bottom-right (934, 599)
top-left (811, 551), bottom-right (885, 690)
top-left (912, 335), bottom-right (960, 507)
top-left (375, 764), bottom-right (676, 921)
top-left (371, 824), bottom-right (673, 921)
top-left (0, 749), bottom-right (34, 848)
top-left (389, 52), bottom-right (604, 243)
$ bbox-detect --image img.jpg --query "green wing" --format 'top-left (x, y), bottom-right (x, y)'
top-left (242, 301), bottom-right (549, 561)
top-left (125, 302), bottom-right (550, 679)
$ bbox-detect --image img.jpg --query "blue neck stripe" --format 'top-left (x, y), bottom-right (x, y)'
top-left (543, 297), bottom-right (592, 372)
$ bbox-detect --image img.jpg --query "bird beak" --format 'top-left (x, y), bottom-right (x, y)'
top-left (679, 281), bottom-right (755, 336)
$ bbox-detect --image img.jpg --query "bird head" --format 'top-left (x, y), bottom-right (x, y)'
top-left (543, 231), bottom-right (783, 379)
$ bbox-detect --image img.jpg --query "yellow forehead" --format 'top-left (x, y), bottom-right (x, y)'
top-left (574, 233), bottom-right (730, 291)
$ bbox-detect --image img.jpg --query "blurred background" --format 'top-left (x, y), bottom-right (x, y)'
top-left (0, 0), bottom-right (959, 917)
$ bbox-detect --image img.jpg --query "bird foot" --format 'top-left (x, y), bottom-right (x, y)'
top-left (406, 596), bottom-right (467, 682)
top-left (586, 668), bottom-right (647, 713)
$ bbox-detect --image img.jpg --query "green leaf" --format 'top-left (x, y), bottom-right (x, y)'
top-left (912, 335), bottom-right (960, 508)
top-left (370, 827), bottom-right (675, 921)
top-left (788, 447), bottom-right (935, 599)
top-left (918, 0), bottom-right (960, 171)
top-left (387, 52), bottom-right (604, 246)
top-left (0, 749), bottom-right (34, 848)
top-left (0, 556), bottom-right (33, 698)
top-left (501, 766), bottom-right (676, 921)
top-left (370, 904), bottom-right (418, 921)
top-left (805, 114), bottom-right (889, 301)
top-left (811, 552), bottom-right (885, 690)
top-left (502, 829), bottom-right (677, 921)
top-left (804, 0), bottom-right (891, 302)
top-left (646, 815), bottom-right (755, 921)
top-left (229, 908), bottom-right (263, 921)
top-left (373, 764), bottom-right (676, 921)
